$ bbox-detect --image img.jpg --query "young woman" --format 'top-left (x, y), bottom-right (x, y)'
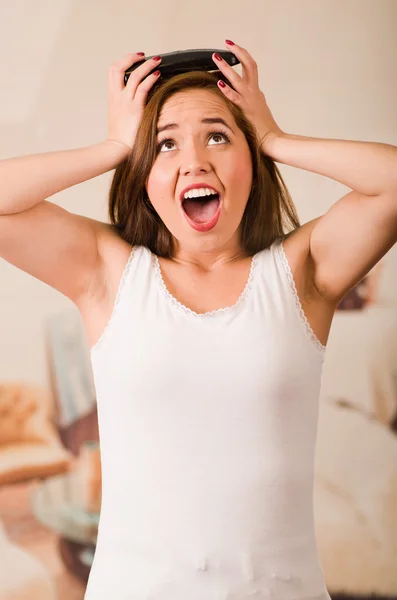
top-left (1, 41), bottom-right (396, 600)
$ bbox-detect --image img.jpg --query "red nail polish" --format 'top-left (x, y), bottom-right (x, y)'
top-left (137, 52), bottom-right (145, 56)
top-left (153, 55), bottom-right (161, 61)
top-left (218, 80), bottom-right (226, 88)
top-left (153, 70), bottom-right (161, 77)
top-left (225, 40), bottom-right (234, 45)
top-left (214, 53), bottom-right (222, 61)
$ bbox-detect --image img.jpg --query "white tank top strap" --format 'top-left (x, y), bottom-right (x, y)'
top-left (90, 244), bottom-right (138, 354)
top-left (272, 238), bottom-right (326, 357)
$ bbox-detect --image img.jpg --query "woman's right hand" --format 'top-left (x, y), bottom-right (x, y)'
top-left (106, 52), bottom-right (162, 151)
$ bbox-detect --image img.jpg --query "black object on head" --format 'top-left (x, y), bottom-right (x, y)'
top-left (124, 49), bottom-right (240, 86)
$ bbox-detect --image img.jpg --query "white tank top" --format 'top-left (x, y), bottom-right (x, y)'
top-left (86, 240), bottom-right (330, 600)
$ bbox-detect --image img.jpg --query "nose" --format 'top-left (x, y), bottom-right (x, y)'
top-left (180, 141), bottom-right (212, 176)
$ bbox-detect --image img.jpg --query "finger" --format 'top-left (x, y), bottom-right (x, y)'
top-left (134, 69), bottom-right (162, 103)
top-left (212, 52), bottom-right (243, 92)
top-left (108, 52), bottom-right (146, 92)
top-left (224, 42), bottom-right (258, 84)
top-left (125, 55), bottom-right (162, 96)
top-left (217, 79), bottom-right (243, 106)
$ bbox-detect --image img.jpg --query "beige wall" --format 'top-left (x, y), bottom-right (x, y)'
top-left (0, 0), bottom-right (396, 389)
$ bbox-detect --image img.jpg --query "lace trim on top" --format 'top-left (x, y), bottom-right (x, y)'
top-left (152, 251), bottom-right (260, 318)
top-left (277, 240), bottom-right (326, 356)
top-left (90, 246), bottom-right (136, 354)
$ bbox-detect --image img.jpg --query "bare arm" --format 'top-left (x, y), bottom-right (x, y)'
top-left (0, 140), bottom-right (129, 303)
top-left (0, 51), bottom-right (162, 304)
top-left (0, 140), bottom-right (129, 216)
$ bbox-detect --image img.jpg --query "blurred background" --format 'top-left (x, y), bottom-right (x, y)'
top-left (0, 1), bottom-right (396, 598)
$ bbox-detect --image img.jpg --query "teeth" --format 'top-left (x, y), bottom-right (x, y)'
top-left (183, 187), bottom-right (218, 200)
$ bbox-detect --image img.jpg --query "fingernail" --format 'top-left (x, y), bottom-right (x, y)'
top-left (225, 40), bottom-right (235, 45)
top-left (218, 80), bottom-right (226, 88)
top-left (214, 53), bottom-right (222, 61)
top-left (153, 70), bottom-right (161, 77)
top-left (153, 55), bottom-right (162, 61)
top-left (137, 52), bottom-right (145, 56)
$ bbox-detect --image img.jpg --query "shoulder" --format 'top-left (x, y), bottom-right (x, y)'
top-left (74, 222), bottom-right (141, 350)
top-left (78, 222), bottom-right (135, 309)
top-left (282, 217), bottom-right (320, 261)
top-left (280, 216), bottom-right (326, 303)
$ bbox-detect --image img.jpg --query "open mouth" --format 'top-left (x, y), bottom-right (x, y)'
top-left (181, 193), bottom-right (221, 224)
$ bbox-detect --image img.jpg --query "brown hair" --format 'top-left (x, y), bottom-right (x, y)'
top-left (108, 70), bottom-right (300, 258)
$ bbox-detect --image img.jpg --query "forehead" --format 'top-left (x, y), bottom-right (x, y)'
top-left (158, 89), bottom-right (233, 126)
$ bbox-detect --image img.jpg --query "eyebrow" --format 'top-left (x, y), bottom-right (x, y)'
top-left (156, 117), bottom-right (235, 135)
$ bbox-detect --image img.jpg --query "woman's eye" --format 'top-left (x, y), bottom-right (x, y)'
top-left (159, 140), bottom-right (175, 152)
top-left (209, 133), bottom-right (228, 145)
top-left (157, 131), bottom-right (230, 153)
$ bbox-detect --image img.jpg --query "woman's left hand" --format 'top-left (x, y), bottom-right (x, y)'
top-left (213, 41), bottom-right (284, 152)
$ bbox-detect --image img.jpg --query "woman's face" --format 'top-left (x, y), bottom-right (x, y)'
top-left (146, 89), bottom-right (253, 261)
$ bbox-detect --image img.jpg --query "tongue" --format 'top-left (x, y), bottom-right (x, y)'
top-left (183, 197), bottom-right (220, 223)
